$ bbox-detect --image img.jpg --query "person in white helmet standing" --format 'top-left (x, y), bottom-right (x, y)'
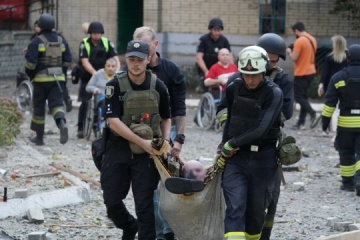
top-left (216, 46), bottom-right (283, 240)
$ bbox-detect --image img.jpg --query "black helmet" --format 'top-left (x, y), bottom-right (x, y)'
top-left (88, 21), bottom-right (104, 34)
top-left (208, 18), bottom-right (224, 30)
top-left (257, 33), bottom-right (287, 60)
top-left (38, 13), bottom-right (55, 31)
top-left (346, 44), bottom-right (360, 61)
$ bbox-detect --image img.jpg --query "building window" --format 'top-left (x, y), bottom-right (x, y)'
top-left (259, 0), bottom-right (286, 34)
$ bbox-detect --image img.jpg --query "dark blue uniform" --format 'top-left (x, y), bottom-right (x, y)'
top-left (101, 71), bottom-right (170, 240)
top-left (25, 30), bottom-right (72, 141)
top-left (221, 78), bottom-right (283, 238)
top-left (322, 62), bottom-right (360, 191)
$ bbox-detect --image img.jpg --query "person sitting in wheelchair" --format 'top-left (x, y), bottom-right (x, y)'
top-left (86, 57), bottom-right (117, 117)
top-left (194, 48), bottom-right (238, 128)
top-left (203, 48), bottom-right (238, 92)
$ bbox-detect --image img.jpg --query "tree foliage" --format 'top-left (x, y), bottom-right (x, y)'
top-left (330, 0), bottom-right (360, 29)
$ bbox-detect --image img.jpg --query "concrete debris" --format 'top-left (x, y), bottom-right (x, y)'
top-left (333, 221), bottom-right (353, 232)
top-left (27, 207), bottom-right (45, 224)
top-left (326, 217), bottom-right (339, 227)
top-left (14, 188), bottom-right (28, 198)
top-left (28, 231), bottom-right (46, 240)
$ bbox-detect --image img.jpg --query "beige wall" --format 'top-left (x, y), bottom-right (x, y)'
top-left (286, 0), bottom-right (360, 38)
top-left (27, 0), bottom-right (359, 64)
top-left (144, 0), bottom-right (360, 38)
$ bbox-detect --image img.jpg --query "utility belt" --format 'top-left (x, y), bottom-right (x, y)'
top-left (240, 141), bottom-right (278, 152)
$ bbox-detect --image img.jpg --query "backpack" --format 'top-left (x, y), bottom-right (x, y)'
top-left (91, 126), bottom-right (109, 171)
top-left (278, 135), bottom-right (302, 166)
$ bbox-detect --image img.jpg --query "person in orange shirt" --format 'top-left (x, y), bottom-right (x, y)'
top-left (287, 22), bottom-right (321, 130)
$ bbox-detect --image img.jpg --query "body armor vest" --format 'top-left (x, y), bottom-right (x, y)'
top-left (117, 71), bottom-right (161, 136)
top-left (36, 34), bottom-right (65, 80)
top-left (228, 78), bottom-right (280, 144)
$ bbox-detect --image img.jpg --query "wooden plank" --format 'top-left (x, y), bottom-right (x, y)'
top-left (50, 162), bottom-right (101, 188)
top-left (316, 230), bottom-right (360, 240)
top-left (26, 172), bottom-right (60, 178)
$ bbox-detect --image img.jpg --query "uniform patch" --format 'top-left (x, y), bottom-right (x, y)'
top-left (105, 86), bottom-right (114, 99)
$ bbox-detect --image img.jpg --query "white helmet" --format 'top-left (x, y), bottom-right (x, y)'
top-left (238, 46), bottom-right (269, 74)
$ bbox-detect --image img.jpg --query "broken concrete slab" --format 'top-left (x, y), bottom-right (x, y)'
top-left (316, 230), bottom-right (360, 240)
top-left (0, 186), bottom-right (90, 219)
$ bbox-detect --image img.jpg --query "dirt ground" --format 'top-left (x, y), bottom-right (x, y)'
top-left (0, 79), bottom-right (358, 240)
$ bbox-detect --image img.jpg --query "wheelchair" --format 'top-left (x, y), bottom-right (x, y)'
top-left (84, 94), bottom-right (106, 140)
top-left (196, 84), bottom-right (223, 132)
top-left (14, 71), bottom-right (33, 112)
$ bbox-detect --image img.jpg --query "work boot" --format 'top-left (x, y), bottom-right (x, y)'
top-left (122, 219), bottom-right (138, 240)
top-left (355, 183), bottom-right (360, 196)
top-left (165, 177), bottom-right (205, 194)
top-left (58, 119), bottom-right (68, 144)
top-left (29, 136), bottom-right (44, 146)
top-left (291, 123), bottom-right (306, 130)
top-left (340, 183), bottom-right (355, 192)
top-left (77, 130), bottom-right (84, 139)
top-left (310, 113), bottom-right (321, 129)
top-left (164, 231), bottom-right (177, 240)
top-left (66, 98), bottom-right (72, 112)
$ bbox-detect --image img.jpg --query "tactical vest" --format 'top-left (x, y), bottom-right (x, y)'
top-left (34, 34), bottom-right (66, 82)
top-left (117, 71), bottom-right (161, 136)
top-left (83, 37), bottom-right (109, 71)
top-left (228, 78), bottom-right (280, 144)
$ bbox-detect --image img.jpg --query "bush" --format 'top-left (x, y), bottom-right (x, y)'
top-left (0, 97), bottom-right (24, 146)
top-left (180, 65), bottom-right (199, 92)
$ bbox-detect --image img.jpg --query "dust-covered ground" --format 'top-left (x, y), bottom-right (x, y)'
top-left (0, 79), bottom-right (358, 240)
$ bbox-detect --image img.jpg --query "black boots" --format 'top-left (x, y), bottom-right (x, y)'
top-left (107, 204), bottom-right (138, 240)
top-left (29, 136), bottom-right (44, 146)
top-left (66, 98), bottom-right (72, 112)
top-left (122, 219), bottom-right (138, 240)
top-left (58, 119), bottom-right (68, 144)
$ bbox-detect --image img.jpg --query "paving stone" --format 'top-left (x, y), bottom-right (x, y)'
top-left (326, 217), bottom-right (339, 227)
top-left (28, 231), bottom-right (46, 240)
top-left (15, 189), bottom-right (28, 198)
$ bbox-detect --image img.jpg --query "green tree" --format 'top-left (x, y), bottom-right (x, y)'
top-left (330, 0), bottom-right (360, 29)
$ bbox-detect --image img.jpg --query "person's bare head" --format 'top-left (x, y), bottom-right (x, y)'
top-left (133, 26), bottom-right (158, 58)
top-left (182, 160), bottom-right (207, 182)
top-left (218, 48), bottom-right (231, 66)
top-left (104, 57), bottom-right (117, 77)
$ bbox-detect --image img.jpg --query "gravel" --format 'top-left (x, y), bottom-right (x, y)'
top-left (0, 81), bottom-right (358, 240)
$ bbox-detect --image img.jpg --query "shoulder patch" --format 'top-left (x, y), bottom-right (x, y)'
top-left (105, 86), bottom-right (114, 99)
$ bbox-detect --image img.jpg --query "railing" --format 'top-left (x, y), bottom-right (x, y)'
top-left (0, 0), bottom-right (58, 31)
